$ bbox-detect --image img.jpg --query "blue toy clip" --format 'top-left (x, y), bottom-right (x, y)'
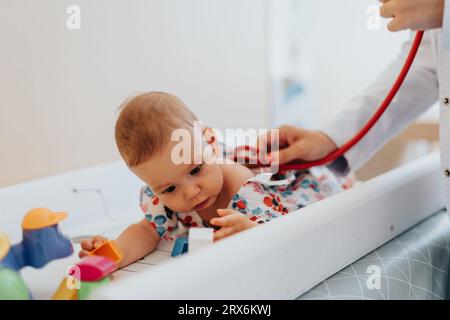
top-left (171, 237), bottom-right (188, 257)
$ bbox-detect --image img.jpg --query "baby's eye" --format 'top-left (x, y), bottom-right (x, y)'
top-left (164, 186), bottom-right (176, 194)
top-left (190, 164), bottom-right (203, 176)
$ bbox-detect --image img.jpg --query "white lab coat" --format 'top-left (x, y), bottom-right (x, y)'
top-left (321, 3), bottom-right (450, 212)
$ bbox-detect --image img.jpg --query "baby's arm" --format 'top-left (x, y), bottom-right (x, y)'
top-left (79, 218), bottom-right (160, 268)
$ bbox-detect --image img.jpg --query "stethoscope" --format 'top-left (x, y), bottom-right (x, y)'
top-left (235, 31), bottom-right (425, 171)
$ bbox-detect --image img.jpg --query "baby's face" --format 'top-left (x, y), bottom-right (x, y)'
top-left (131, 140), bottom-right (224, 213)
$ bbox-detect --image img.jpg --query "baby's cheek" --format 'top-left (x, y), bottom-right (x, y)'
top-left (212, 171), bottom-right (224, 194)
top-left (203, 164), bottom-right (220, 184)
top-left (159, 196), bottom-right (182, 212)
top-left (203, 145), bottom-right (216, 164)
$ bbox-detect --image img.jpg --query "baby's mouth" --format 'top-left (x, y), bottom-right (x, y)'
top-left (194, 197), bottom-right (210, 210)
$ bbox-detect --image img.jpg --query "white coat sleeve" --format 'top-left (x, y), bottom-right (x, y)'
top-left (442, 0), bottom-right (450, 50)
top-left (320, 31), bottom-right (439, 171)
top-left (443, 0), bottom-right (450, 49)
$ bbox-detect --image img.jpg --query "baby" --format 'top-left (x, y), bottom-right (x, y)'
top-left (79, 92), bottom-right (353, 268)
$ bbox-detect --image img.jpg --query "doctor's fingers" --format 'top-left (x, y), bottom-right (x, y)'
top-left (270, 142), bottom-right (305, 165)
top-left (257, 125), bottom-right (305, 150)
top-left (380, 0), bottom-right (396, 18)
top-left (380, 1), bottom-right (408, 32)
top-left (387, 17), bottom-right (406, 31)
top-left (257, 129), bottom-right (279, 150)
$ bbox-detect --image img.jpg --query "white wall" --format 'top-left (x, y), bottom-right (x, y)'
top-left (0, 0), bottom-right (269, 187)
top-left (268, 0), bottom-right (420, 128)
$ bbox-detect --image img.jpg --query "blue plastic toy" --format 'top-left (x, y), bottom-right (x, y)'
top-left (1, 225), bottom-right (73, 270)
top-left (171, 237), bottom-right (188, 257)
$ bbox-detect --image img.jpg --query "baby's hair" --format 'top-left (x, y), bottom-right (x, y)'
top-left (115, 91), bottom-right (198, 167)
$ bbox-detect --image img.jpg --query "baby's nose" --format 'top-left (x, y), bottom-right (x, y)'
top-left (185, 184), bottom-right (201, 200)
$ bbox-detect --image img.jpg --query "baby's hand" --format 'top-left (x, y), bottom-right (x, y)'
top-left (210, 209), bottom-right (258, 241)
top-left (78, 235), bottom-right (108, 258)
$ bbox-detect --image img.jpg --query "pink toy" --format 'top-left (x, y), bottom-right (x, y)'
top-left (70, 256), bottom-right (116, 282)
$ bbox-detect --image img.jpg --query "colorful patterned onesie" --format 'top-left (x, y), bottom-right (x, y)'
top-left (139, 145), bottom-right (353, 241)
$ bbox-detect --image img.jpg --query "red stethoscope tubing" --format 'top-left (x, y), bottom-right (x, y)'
top-left (238, 31), bottom-right (425, 171)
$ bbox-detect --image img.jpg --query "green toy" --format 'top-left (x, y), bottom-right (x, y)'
top-left (0, 268), bottom-right (30, 300)
top-left (78, 277), bottom-right (111, 300)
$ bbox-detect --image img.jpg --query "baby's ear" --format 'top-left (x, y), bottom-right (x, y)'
top-left (203, 126), bottom-right (225, 162)
top-left (203, 126), bottom-right (216, 145)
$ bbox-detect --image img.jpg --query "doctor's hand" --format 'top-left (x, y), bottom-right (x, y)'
top-left (258, 125), bottom-right (337, 165)
top-left (380, 0), bottom-right (444, 31)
